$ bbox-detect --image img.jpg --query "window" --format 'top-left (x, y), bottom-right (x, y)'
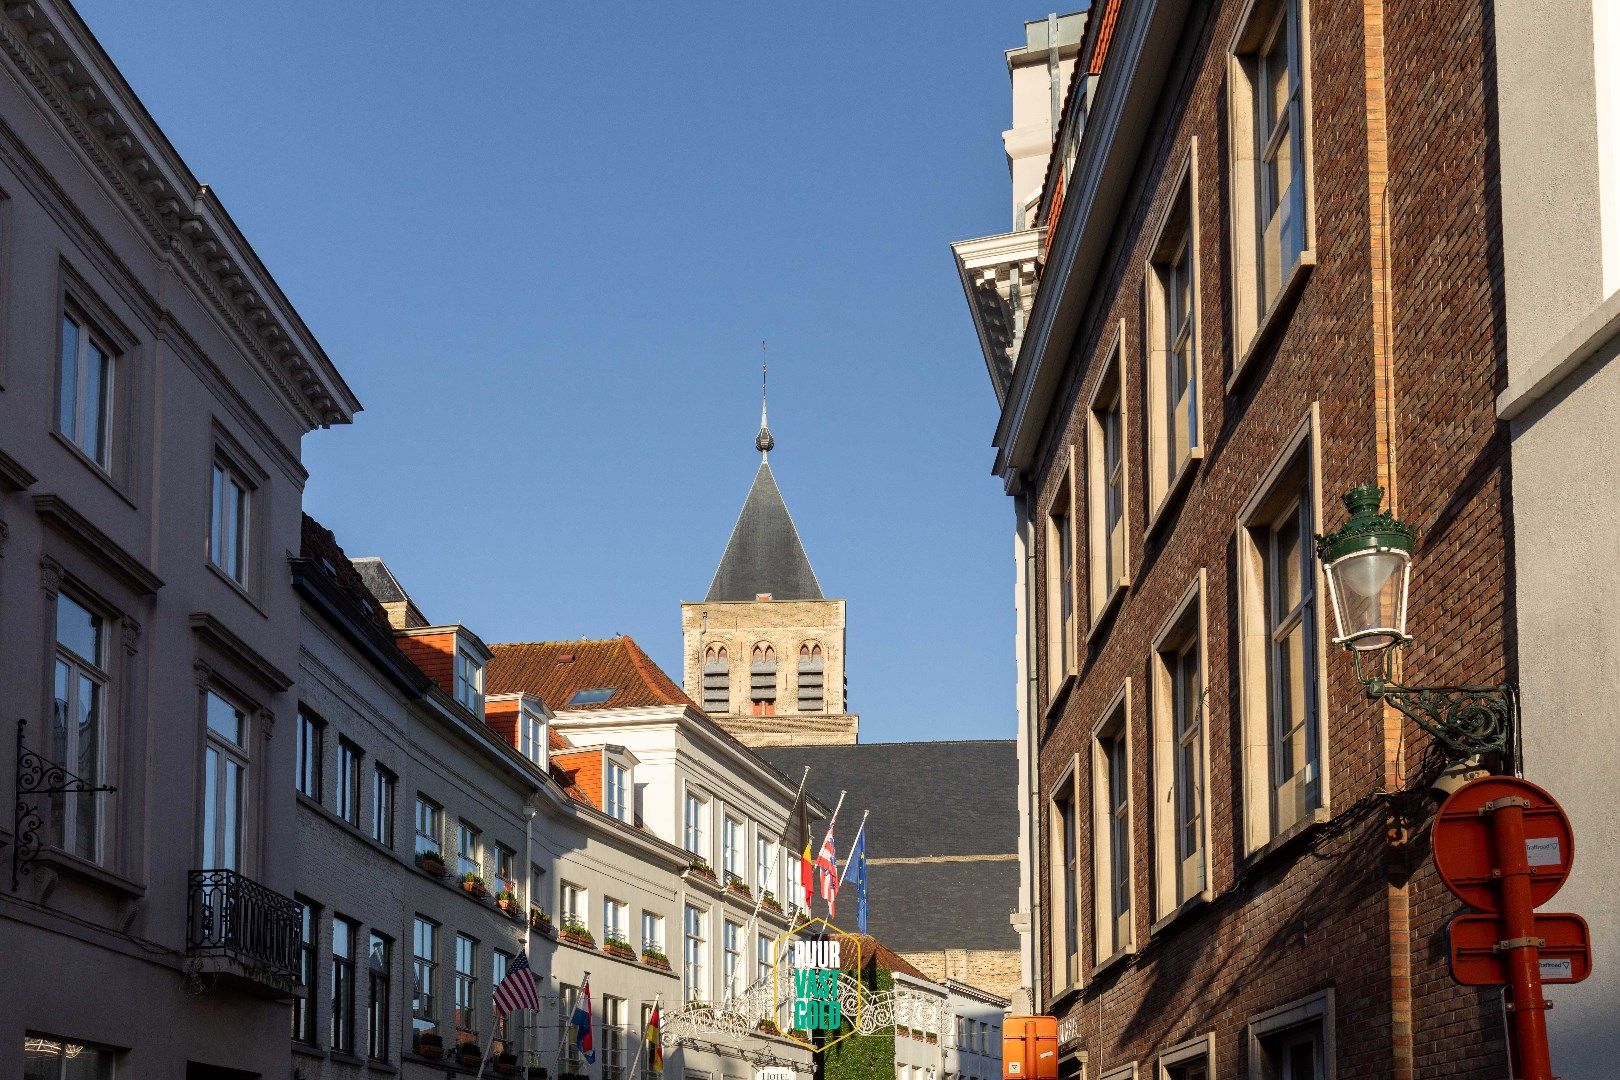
top-left (603, 995), bottom-right (627, 1080)
top-left (683, 904), bottom-right (706, 1003)
top-left (56, 309), bottom-right (114, 469)
top-left (702, 644), bottom-right (730, 713)
top-left (1049, 766), bottom-right (1080, 990)
top-left (1152, 574), bottom-right (1209, 919)
top-left (749, 645), bottom-right (777, 716)
top-left (209, 458), bottom-right (251, 585)
top-left (1146, 151), bottom-right (1201, 518)
top-left (51, 592), bottom-right (109, 863)
top-left (1248, 992), bottom-right (1332, 1080)
top-left (295, 708), bottom-right (322, 801)
top-left (491, 951), bottom-right (517, 1056)
top-left (530, 864), bottom-right (545, 910)
top-left (203, 690), bottom-right (249, 872)
top-left (412, 917), bottom-right (438, 1041)
top-left (606, 759), bottom-right (630, 821)
top-left (641, 910), bottom-right (665, 954)
top-left (756, 931), bottom-right (773, 983)
top-left (453, 934), bottom-right (478, 1033)
top-left (723, 815), bottom-right (744, 884)
top-left (796, 643), bottom-right (825, 711)
top-left (368, 932), bottom-right (392, 1061)
top-left (722, 919), bottom-right (743, 997)
top-left (1090, 686), bottom-right (1133, 963)
top-left (454, 646), bottom-right (484, 715)
top-left (1229, 0), bottom-right (1314, 365)
top-left (1086, 329), bottom-right (1130, 622)
top-left (1158, 1032), bottom-right (1214, 1080)
top-left (372, 765), bottom-right (396, 847)
top-left (756, 835), bottom-right (775, 898)
top-left (520, 708), bottom-right (544, 765)
top-left (1237, 413), bottom-right (1327, 851)
top-left (332, 916), bottom-right (358, 1053)
top-left (23, 1033), bottom-right (117, 1079)
top-left (496, 844), bottom-right (517, 895)
top-left (1045, 464), bottom-right (1076, 694)
top-left (640, 1004), bottom-right (659, 1080)
top-left (457, 820), bottom-right (481, 879)
top-left (560, 985), bottom-right (587, 1071)
top-left (294, 898), bottom-right (318, 1044)
top-left (337, 738), bottom-right (362, 826)
top-left (604, 897), bottom-right (628, 947)
top-left (561, 882), bottom-right (584, 926)
top-left (414, 795), bottom-right (441, 856)
top-left (786, 850), bottom-right (803, 912)
top-left (566, 687), bottom-right (616, 706)
top-left (684, 790), bottom-right (707, 858)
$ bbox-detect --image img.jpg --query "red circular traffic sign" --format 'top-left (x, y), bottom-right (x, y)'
top-left (1433, 775), bottom-right (1573, 913)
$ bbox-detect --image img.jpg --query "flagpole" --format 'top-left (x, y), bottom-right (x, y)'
top-left (817, 790), bottom-right (847, 917)
top-left (627, 992), bottom-right (662, 1080)
top-left (728, 768), bottom-right (811, 1002)
top-left (838, 811), bottom-right (869, 886)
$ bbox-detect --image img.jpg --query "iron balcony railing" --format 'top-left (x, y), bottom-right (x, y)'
top-left (187, 868), bottom-right (301, 983)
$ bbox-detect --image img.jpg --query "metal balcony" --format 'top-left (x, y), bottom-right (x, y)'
top-left (187, 868), bottom-right (302, 997)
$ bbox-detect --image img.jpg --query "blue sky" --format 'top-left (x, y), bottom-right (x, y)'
top-left (78, 1), bottom-right (1028, 742)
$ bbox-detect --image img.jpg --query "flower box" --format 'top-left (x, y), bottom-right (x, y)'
top-left (603, 935), bottom-right (636, 960)
top-left (761, 891), bottom-right (783, 914)
top-left (560, 920), bottom-right (596, 949)
top-left (416, 851), bottom-right (448, 878)
top-left (688, 859), bottom-right (717, 882)
top-left (640, 947), bottom-right (672, 971)
top-left (530, 908), bottom-right (554, 934)
top-left (415, 1032), bottom-right (444, 1060)
top-left (756, 1020), bottom-right (782, 1037)
top-left (726, 875), bottom-right (753, 899)
top-left (462, 873), bottom-right (490, 900)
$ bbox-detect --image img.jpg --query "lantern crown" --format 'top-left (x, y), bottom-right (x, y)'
top-left (1315, 484), bottom-right (1415, 564)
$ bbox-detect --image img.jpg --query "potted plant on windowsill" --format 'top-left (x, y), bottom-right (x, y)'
top-left (757, 1019), bottom-right (782, 1037)
top-left (761, 890), bottom-right (783, 915)
top-left (462, 872), bottom-right (490, 900)
top-left (603, 932), bottom-right (636, 960)
top-left (725, 874), bottom-right (753, 899)
top-left (640, 946), bottom-right (672, 972)
top-left (416, 850), bottom-right (447, 879)
top-left (687, 858), bottom-right (717, 882)
top-left (415, 1032), bottom-right (444, 1061)
top-left (495, 1051), bottom-right (521, 1075)
top-left (531, 908), bottom-right (554, 935)
top-left (455, 1040), bottom-right (482, 1068)
top-left (559, 918), bottom-right (596, 949)
top-left (496, 888), bottom-right (521, 916)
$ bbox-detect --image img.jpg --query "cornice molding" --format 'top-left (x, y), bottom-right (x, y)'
top-left (189, 611), bottom-right (293, 693)
top-left (32, 492), bottom-right (161, 595)
top-left (0, 445), bottom-right (37, 491)
top-left (0, 2), bottom-right (359, 430)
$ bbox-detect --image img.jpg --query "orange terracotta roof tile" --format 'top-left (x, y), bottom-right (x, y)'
top-left (487, 637), bottom-right (698, 713)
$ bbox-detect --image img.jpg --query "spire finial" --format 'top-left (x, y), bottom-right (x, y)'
top-left (756, 343), bottom-right (774, 457)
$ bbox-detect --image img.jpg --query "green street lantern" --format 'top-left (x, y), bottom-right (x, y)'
top-left (1315, 484), bottom-right (1415, 652)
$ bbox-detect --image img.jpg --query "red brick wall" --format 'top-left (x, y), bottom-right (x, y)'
top-left (1022, 0), bottom-right (1510, 1074)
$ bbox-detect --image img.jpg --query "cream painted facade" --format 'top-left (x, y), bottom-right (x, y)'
top-left (1493, 2), bottom-right (1620, 1074)
top-left (680, 598), bottom-right (859, 747)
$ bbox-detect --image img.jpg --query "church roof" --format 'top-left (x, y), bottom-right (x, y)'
top-left (706, 461), bottom-right (823, 602)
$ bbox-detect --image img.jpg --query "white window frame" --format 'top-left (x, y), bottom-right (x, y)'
top-left (454, 644), bottom-right (484, 716)
top-left (606, 758), bottom-right (630, 822)
top-left (560, 881), bottom-right (585, 927)
top-left (1150, 572), bottom-right (1213, 926)
top-left (604, 897), bottom-right (628, 947)
top-left (683, 787), bottom-right (709, 860)
top-left (1090, 681), bottom-right (1136, 968)
top-left (209, 456), bottom-right (253, 587)
top-left (722, 814), bottom-right (745, 883)
top-left (683, 903), bottom-right (707, 1004)
top-left (1045, 451), bottom-right (1079, 701)
top-left (1227, 0), bottom-right (1318, 380)
top-left (1236, 405), bottom-right (1331, 855)
top-left (202, 688), bottom-right (251, 873)
top-left (1246, 990), bottom-right (1334, 1080)
top-left (1046, 755), bottom-right (1081, 996)
top-left (295, 708), bottom-right (321, 802)
top-left (722, 918), bottom-right (743, 997)
top-left (519, 708), bottom-right (544, 765)
top-left (1144, 140), bottom-right (1203, 529)
top-left (755, 834), bottom-right (775, 898)
top-left (756, 930), bottom-right (773, 983)
top-left (50, 590), bottom-right (111, 865)
top-left (457, 819), bottom-right (482, 880)
top-left (55, 305), bottom-right (116, 470)
top-left (641, 910), bottom-right (665, 954)
top-left (337, 737), bottom-right (362, 827)
top-left (1157, 1032), bottom-right (1215, 1080)
top-left (414, 793), bottom-right (441, 856)
top-left (603, 994), bottom-right (627, 1080)
top-left (1085, 322), bottom-right (1132, 634)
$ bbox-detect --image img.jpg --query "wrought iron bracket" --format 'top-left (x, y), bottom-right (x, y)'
top-left (1349, 648), bottom-right (1516, 762)
top-left (13, 717), bottom-right (117, 891)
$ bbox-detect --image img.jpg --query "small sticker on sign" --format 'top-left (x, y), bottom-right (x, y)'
top-left (1525, 836), bottom-right (1561, 867)
top-left (1540, 958), bottom-right (1573, 981)
top-left (1008, 1064), bottom-right (1022, 1075)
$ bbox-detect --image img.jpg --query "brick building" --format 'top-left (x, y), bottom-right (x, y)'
top-left (954, 3), bottom-right (1514, 1077)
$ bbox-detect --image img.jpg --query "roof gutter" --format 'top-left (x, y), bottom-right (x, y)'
top-left (992, 0), bottom-right (1192, 486)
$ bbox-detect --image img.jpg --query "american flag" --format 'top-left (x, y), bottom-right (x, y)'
top-left (493, 950), bottom-right (540, 1016)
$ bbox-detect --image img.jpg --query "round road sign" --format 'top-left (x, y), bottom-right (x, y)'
top-left (1433, 775), bottom-right (1573, 913)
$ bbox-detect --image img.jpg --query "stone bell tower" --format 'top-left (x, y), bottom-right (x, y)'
top-left (680, 371), bottom-right (858, 746)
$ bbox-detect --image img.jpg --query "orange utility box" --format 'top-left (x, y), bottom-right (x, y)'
top-left (1002, 1015), bottom-right (1058, 1080)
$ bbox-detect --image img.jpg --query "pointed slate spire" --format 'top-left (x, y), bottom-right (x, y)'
top-left (706, 460), bottom-right (822, 602)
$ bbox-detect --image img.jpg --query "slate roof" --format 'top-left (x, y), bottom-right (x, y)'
top-left (706, 461), bottom-right (823, 602)
top-left (352, 556), bottom-right (410, 606)
top-left (759, 740), bottom-right (1019, 954)
top-left (486, 637), bottom-right (694, 712)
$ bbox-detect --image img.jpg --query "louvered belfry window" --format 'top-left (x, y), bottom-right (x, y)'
top-left (750, 645), bottom-right (777, 717)
top-left (702, 645), bottom-right (729, 714)
top-left (796, 643), bottom-right (824, 712)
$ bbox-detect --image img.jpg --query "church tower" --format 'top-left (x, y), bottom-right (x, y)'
top-left (680, 378), bottom-right (859, 746)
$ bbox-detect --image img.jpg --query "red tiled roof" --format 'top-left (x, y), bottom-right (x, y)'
top-left (839, 934), bottom-right (931, 982)
top-left (299, 514), bottom-right (393, 634)
top-left (487, 637), bottom-right (698, 713)
top-left (1088, 0), bottom-right (1120, 76)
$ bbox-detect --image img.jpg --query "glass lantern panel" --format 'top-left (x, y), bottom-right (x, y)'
top-left (1328, 548), bottom-right (1409, 649)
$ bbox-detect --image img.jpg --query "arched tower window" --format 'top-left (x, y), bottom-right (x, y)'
top-left (750, 645), bottom-right (777, 717)
top-left (702, 645), bottom-right (730, 714)
top-left (797, 643), bottom-right (825, 712)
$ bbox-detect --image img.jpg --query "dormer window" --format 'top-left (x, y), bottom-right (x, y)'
top-left (566, 687), bottom-right (616, 707)
top-left (605, 758), bottom-right (630, 822)
top-left (454, 645), bottom-right (484, 715)
top-left (519, 708), bottom-right (545, 766)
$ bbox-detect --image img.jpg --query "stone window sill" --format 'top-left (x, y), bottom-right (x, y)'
top-left (1228, 253), bottom-right (1316, 393)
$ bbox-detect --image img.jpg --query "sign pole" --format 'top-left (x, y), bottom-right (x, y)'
top-left (1485, 796), bottom-right (1554, 1080)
